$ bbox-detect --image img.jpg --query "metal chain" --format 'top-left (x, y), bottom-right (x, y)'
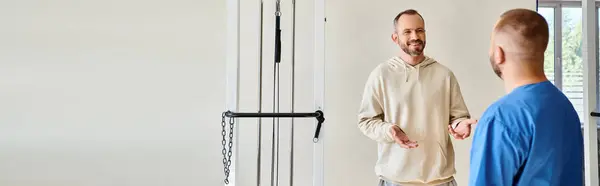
top-left (222, 112), bottom-right (235, 184)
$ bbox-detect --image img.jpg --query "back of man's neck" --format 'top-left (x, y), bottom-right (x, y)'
top-left (504, 73), bottom-right (548, 93)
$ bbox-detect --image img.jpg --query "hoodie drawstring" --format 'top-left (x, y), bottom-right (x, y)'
top-left (417, 66), bottom-right (420, 81)
top-left (405, 65), bottom-right (409, 82)
top-left (404, 63), bottom-right (421, 82)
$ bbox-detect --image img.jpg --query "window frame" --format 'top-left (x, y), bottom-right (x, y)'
top-left (539, 2), bottom-right (600, 127)
top-left (538, 2), bottom-right (600, 89)
top-left (539, 3), bottom-right (562, 90)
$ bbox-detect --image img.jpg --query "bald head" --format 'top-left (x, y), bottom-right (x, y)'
top-left (492, 8), bottom-right (549, 63)
top-left (489, 8), bottom-right (550, 80)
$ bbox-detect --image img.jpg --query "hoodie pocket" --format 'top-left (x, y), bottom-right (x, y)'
top-left (434, 141), bottom-right (450, 170)
top-left (435, 141), bottom-right (455, 177)
top-left (437, 142), bottom-right (448, 162)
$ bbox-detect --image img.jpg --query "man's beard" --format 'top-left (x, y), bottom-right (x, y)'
top-left (400, 39), bottom-right (425, 56)
top-left (489, 55), bottom-right (503, 79)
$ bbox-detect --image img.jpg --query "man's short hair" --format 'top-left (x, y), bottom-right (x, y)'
top-left (495, 8), bottom-right (549, 59)
top-left (393, 9), bottom-right (424, 28)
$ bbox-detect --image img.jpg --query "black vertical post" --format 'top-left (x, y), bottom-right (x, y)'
top-left (275, 13), bottom-right (281, 63)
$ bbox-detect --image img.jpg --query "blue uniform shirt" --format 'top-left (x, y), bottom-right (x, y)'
top-left (469, 81), bottom-right (584, 186)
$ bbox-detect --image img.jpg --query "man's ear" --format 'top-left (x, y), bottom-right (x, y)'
top-left (391, 33), bottom-right (398, 43)
top-left (494, 46), bottom-right (506, 65)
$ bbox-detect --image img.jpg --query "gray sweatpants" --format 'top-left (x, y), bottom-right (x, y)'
top-left (378, 179), bottom-right (457, 186)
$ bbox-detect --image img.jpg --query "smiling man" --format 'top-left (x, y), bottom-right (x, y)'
top-left (358, 9), bottom-right (477, 186)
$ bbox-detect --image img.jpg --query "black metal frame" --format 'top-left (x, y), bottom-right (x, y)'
top-left (222, 110), bottom-right (325, 142)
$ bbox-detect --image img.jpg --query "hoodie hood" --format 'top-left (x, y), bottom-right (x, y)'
top-left (387, 56), bottom-right (437, 82)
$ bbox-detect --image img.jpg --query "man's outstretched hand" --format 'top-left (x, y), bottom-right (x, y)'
top-left (448, 119), bottom-right (478, 140)
top-left (390, 125), bottom-right (418, 148)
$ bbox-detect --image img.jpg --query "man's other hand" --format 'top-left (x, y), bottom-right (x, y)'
top-left (390, 125), bottom-right (418, 148)
top-left (449, 119), bottom-right (477, 140)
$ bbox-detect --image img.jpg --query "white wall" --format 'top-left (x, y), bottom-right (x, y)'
top-left (0, 0), bottom-right (226, 185)
top-left (0, 0), bottom-right (535, 186)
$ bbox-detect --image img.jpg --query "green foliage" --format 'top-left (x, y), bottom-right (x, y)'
top-left (544, 9), bottom-right (583, 76)
top-left (562, 13), bottom-right (583, 74)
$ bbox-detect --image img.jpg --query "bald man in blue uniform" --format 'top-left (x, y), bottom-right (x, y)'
top-left (469, 9), bottom-right (584, 186)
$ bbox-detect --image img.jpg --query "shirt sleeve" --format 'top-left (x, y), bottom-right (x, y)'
top-left (468, 116), bottom-right (528, 186)
top-left (357, 67), bottom-right (395, 143)
top-left (448, 72), bottom-right (470, 128)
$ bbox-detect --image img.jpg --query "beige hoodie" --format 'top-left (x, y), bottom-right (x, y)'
top-left (358, 56), bottom-right (470, 186)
